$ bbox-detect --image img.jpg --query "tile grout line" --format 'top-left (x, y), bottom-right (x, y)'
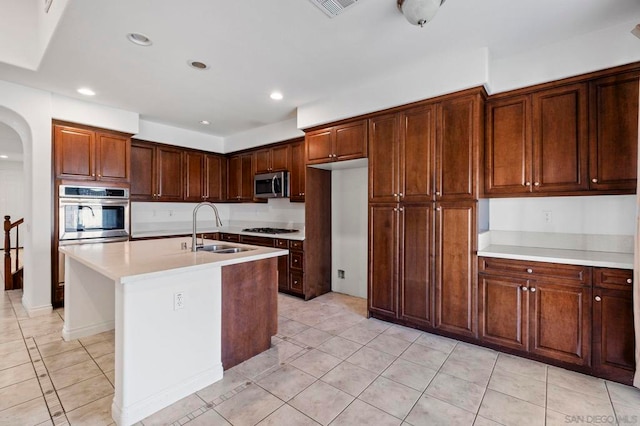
top-left (25, 336), bottom-right (70, 426)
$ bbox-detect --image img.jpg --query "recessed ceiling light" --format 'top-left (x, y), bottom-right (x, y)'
top-left (188, 60), bottom-right (209, 70)
top-left (270, 91), bottom-right (283, 101)
top-left (200, 120), bottom-right (210, 125)
top-left (127, 33), bottom-right (152, 46)
top-left (77, 88), bottom-right (96, 96)
top-left (0, 155), bottom-right (8, 159)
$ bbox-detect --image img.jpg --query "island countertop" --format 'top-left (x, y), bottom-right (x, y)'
top-left (59, 237), bottom-right (288, 283)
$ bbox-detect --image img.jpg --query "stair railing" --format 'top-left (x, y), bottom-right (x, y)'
top-left (4, 215), bottom-right (24, 291)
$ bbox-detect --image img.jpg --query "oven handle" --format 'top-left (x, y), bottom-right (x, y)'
top-left (59, 198), bottom-right (130, 206)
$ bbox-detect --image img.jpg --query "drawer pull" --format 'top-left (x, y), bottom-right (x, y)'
top-left (526, 268), bottom-right (533, 274)
top-left (530, 287), bottom-right (536, 293)
top-left (595, 296), bottom-right (602, 302)
top-left (627, 278), bottom-right (632, 284)
top-left (592, 178), bottom-right (598, 183)
top-left (521, 286), bottom-right (529, 291)
top-left (524, 182), bottom-right (531, 187)
top-left (533, 182), bottom-right (540, 186)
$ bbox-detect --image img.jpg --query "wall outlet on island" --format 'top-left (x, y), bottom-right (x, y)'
top-left (338, 270), bottom-right (345, 279)
top-left (174, 292), bottom-right (185, 310)
top-left (543, 211), bottom-right (553, 223)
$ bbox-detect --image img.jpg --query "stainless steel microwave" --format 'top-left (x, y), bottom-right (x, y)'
top-left (254, 171), bottom-right (289, 199)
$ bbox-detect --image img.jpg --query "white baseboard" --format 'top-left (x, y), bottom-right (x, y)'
top-left (62, 320), bottom-right (115, 341)
top-left (24, 302), bottom-right (53, 317)
top-left (111, 365), bottom-right (223, 426)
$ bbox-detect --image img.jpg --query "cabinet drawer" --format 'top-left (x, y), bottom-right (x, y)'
top-left (479, 257), bottom-right (590, 285)
top-left (202, 233), bottom-right (220, 240)
top-left (290, 272), bottom-right (304, 294)
top-left (219, 233), bottom-right (240, 242)
top-left (239, 235), bottom-right (274, 247)
top-left (290, 251), bottom-right (304, 271)
top-left (594, 268), bottom-right (633, 290)
top-left (290, 240), bottom-right (304, 250)
top-left (274, 239), bottom-right (289, 249)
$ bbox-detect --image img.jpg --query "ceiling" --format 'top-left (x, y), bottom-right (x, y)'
top-left (0, 0), bottom-right (638, 138)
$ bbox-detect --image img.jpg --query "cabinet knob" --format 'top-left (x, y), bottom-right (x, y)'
top-left (524, 182), bottom-right (531, 187)
top-left (399, 207), bottom-right (404, 212)
top-left (526, 268), bottom-right (533, 274)
top-left (399, 193), bottom-right (403, 197)
top-left (293, 280), bottom-right (298, 284)
top-left (592, 178), bottom-right (598, 183)
top-left (595, 296), bottom-right (602, 302)
top-left (530, 287), bottom-right (536, 293)
top-left (393, 193), bottom-right (398, 197)
top-left (393, 208), bottom-right (398, 212)
top-left (328, 154), bottom-right (332, 158)
top-left (627, 278), bottom-right (632, 284)
top-left (436, 207), bottom-right (441, 211)
top-left (435, 191), bottom-right (441, 196)
top-left (533, 182), bottom-right (540, 187)
top-left (91, 173), bottom-right (95, 177)
top-left (521, 286), bottom-right (529, 291)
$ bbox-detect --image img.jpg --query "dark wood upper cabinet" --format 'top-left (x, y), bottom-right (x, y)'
top-left (228, 153), bottom-right (254, 201)
top-left (184, 151), bottom-right (205, 202)
top-left (589, 70), bottom-right (639, 192)
top-left (205, 154), bottom-right (226, 202)
top-left (369, 113), bottom-right (400, 203)
top-left (130, 140), bottom-right (183, 201)
top-left (54, 124), bottom-right (130, 183)
top-left (437, 94), bottom-right (483, 200)
top-left (254, 144), bottom-right (290, 174)
top-left (306, 120), bottom-right (367, 165)
top-left (290, 139), bottom-right (306, 202)
top-left (184, 152), bottom-right (226, 202)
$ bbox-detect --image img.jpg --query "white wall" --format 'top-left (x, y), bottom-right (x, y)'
top-left (331, 166), bottom-right (368, 299)
top-left (224, 118), bottom-right (304, 153)
top-left (135, 119), bottom-right (224, 153)
top-left (52, 94), bottom-right (139, 134)
top-left (489, 195), bottom-right (636, 236)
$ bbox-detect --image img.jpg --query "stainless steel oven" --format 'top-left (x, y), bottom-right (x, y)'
top-left (58, 185), bottom-right (130, 243)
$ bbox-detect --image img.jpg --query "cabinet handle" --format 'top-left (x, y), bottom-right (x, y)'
top-left (393, 208), bottom-right (398, 212)
top-left (533, 182), bottom-right (540, 187)
top-left (526, 268), bottom-right (533, 274)
top-left (393, 193), bottom-right (398, 197)
top-left (399, 193), bottom-right (403, 198)
top-left (530, 287), bottom-right (536, 292)
top-left (595, 296), bottom-right (602, 302)
top-left (592, 178), bottom-right (598, 183)
top-left (524, 182), bottom-right (531, 187)
top-left (435, 191), bottom-right (441, 196)
top-left (627, 278), bottom-right (632, 284)
top-left (436, 207), bottom-right (441, 211)
top-left (328, 154), bottom-right (332, 158)
top-left (521, 286), bottom-right (529, 291)
top-left (399, 207), bottom-right (404, 212)
top-left (92, 173), bottom-right (95, 177)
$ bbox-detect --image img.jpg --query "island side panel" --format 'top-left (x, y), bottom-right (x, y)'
top-left (221, 257), bottom-right (278, 369)
top-left (62, 256), bottom-right (115, 341)
top-left (112, 267), bottom-right (223, 426)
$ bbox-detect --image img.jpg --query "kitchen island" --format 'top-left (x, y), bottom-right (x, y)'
top-left (59, 237), bottom-right (287, 426)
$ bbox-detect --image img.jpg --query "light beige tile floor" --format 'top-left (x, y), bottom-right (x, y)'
top-left (2, 289), bottom-right (640, 426)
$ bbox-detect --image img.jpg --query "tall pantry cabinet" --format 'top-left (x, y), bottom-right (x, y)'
top-left (368, 88), bottom-right (485, 337)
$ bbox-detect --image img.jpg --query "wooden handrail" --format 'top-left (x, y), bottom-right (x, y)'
top-left (4, 215), bottom-right (24, 291)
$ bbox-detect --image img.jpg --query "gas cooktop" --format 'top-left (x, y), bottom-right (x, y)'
top-left (242, 227), bottom-right (299, 234)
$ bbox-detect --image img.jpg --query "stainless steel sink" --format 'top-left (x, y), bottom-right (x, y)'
top-left (196, 245), bottom-right (254, 254)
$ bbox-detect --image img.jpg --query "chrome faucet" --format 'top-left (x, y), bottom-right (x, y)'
top-left (192, 202), bottom-right (223, 252)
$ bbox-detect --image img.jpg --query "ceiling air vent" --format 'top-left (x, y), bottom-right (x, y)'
top-left (308, 0), bottom-right (359, 18)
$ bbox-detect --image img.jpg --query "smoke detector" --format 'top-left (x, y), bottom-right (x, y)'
top-left (308, 0), bottom-right (359, 17)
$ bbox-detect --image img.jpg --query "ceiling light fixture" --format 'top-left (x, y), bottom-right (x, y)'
top-left (397, 0), bottom-right (446, 27)
top-left (270, 92), bottom-right (283, 101)
top-left (77, 87), bottom-right (96, 96)
top-left (127, 33), bottom-right (152, 46)
top-left (200, 120), bottom-right (210, 125)
top-left (0, 155), bottom-right (8, 159)
top-left (188, 60), bottom-right (209, 70)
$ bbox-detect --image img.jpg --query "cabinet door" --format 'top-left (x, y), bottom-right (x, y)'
top-left (54, 125), bottom-right (95, 180)
top-left (290, 140), bottom-right (306, 202)
top-left (130, 142), bottom-right (156, 200)
top-left (334, 120), bottom-right (367, 161)
top-left (184, 151), bottom-right (205, 201)
top-left (368, 114), bottom-right (399, 203)
top-left (436, 95), bottom-right (481, 200)
top-left (398, 203), bottom-right (433, 328)
top-left (306, 129), bottom-right (333, 164)
top-left (96, 132), bottom-right (130, 182)
top-left (434, 201), bottom-right (477, 337)
top-left (532, 84), bottom-right (588, 192)
top-left (485, 96), bottom-right (532, 194)
top-left (271, 144), bottom-right (290, 172)
top-left (228, 155), bottom-right (242, 201)
top-left (205, 154), bottom-right (226, 201)
top-left (402, 105), bottom-right (435, 202)
top-left (369, 204), bottom-right (399, 317)
top-left (254, 149), bottom-right (271, 174)
top-left (479, 275), bottom-right (529, 351)
top-left (529, 281), bottom-right (591, 366)
top-left (589, 71), bottom-right (639, 191)
top-left (240, 153), bottom-right (254, 200)
top-left (157, 147), bottom-right (184, 201)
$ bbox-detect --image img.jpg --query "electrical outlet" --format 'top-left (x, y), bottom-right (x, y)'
top-left (174, 292), bottom-right (185, 310)
top-left (543, 211), bottom-right (552, 223)
top-left (338, 269), bottom-right (345, 279)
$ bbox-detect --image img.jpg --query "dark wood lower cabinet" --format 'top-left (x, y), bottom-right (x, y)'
top-left (368, 204), bottom-right (398, 317)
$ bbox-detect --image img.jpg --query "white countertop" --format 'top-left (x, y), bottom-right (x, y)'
top-left (478, 245), bottom-right (633, 269)
top-left (60, 237), bottom-right (289, 283)
top-left (131, 225), bottom-right (305, 241)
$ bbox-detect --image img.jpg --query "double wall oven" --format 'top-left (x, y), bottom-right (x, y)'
top-left (57, 185), bottom-right (130, 288)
